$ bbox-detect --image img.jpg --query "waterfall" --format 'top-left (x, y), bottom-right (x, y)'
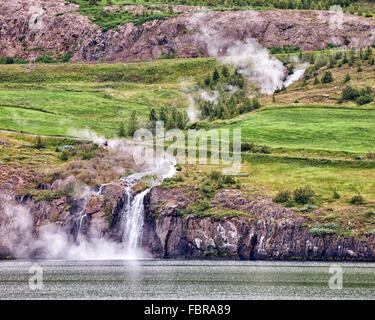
top-left (73, 154), bottom-right (176, 258)
top-left (121, 188), bottom-right (151, 253)
top-left (76, 183), bottom-right (107, 237)
top-left (119, 157), bottom-right (177, 258)
top-left (283, 65), bottom-right (307, 87)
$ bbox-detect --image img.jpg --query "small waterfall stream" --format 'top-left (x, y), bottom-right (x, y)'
top-left (118, 158), bottom-right (176, 258)
top-left (76, 183), bottom-right (107, 238)
top-left (283, 65), bottom-right (307, 87)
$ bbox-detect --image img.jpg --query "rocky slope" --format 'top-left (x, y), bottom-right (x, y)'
top-left (142, 187), bottom-right (375, 261)
top-left (1, 0), bottom-right (375, 63)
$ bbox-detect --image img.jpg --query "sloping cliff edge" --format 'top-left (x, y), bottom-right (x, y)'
top-left (142, 187), bottom-right (375, 261)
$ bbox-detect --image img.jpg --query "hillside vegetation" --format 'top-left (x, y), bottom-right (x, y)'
top-left (2, 45), bottom-right (375, 236)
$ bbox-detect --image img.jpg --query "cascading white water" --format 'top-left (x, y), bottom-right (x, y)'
top-left (76, 183), bottom-right (107, 237)
top-left (283, 65), bottom-right (307, 87)
top-left (122, 188), bottom-right (150, 253)
top-left (119, 157), bottom-right (177, 258)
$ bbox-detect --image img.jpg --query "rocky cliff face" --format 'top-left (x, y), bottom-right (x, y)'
top-left (0, 165), bottom-right (129, 258)
top-left (142, 187), bottom-right (375, 261)
top-left (1, 0), bottom-right (375, 63)
top-left (1, 169), bottom-right (375, 260)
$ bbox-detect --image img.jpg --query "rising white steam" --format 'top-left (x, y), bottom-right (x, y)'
top-left (189, 12), bottom-right (286, 95)
top-left (199, 89), bottom-right (220, 104)
top-left (180, 81), bottom-right (201, 122)
top-left (220, 39), bottom-right (285, 94)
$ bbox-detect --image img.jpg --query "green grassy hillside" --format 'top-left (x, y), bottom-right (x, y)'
top-left (0, 59), bottom-right (215, 136)
top-left (2, 51), bottom-right (375, 235)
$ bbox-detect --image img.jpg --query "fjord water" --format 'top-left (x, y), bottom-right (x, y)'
top-left (1, 260), bottom-right (375, 300)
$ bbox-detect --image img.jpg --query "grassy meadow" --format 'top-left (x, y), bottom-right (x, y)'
top-left (0, 59), bottom-right (215, 136)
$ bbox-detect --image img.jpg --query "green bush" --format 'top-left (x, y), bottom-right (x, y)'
top-left (332, 187), bottom-right (341, 199)
top-left (341, 85), bottom-right (359, 101)
top-left (273, 190), bottom-right (292, 203)
top-left (357, 94), bottom-right (374, 105)
top-left (309, 223), bottom-right (338, 237)
top-left (36, 56), bottom-right (56, 63)
top-left (62, 51), bottom-right (74, 62)
top-left (58, 150), bottom-right (69, 161)
top-left (222, 175), bottom-right (235, 185)
top-left (321, 71), bottom-right (333, 83)
top-left (34, 136), bottom-right (45, 149)
top-left (81, 151), bottom-right (99, 160)
top-left (209, 170), bottom-right (222, 181)
top-left (293, 186), bottom-right (315, 204)
top-left (349, 193), bottom-right (365, 205)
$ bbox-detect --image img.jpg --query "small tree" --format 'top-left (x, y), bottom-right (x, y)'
top-left (313, 76), bottom-right (320, 85)
top-left (149, 108), bottom-right (159, 135)
top-left (321, 71), bottom-right (333, 83)
top-left (344, 73), bottom-right (351, 83)
top-left (222, 65), bottom-right (230, 78)
top-left (34, 135), bottom-right (45, 149)
top-left (252, 97), bottom-right (261, 109)
top-left (127, 111), bottom-right (138, 137)
top-left (212, 68), bottom-right (220, 82)
top-left (119, 122), bottom-right (126, 137)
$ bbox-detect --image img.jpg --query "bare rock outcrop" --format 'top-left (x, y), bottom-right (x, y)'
top-left (1, 0), bottom-right (375, 63)
top-left (143, 187), bottom-right (375, 260)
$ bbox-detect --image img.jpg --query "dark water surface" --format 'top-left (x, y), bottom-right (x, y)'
top-left (0, 260), bottom-right (375, 300)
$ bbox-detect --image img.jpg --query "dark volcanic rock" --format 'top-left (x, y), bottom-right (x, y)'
top-left (142, 187), bottom-right (375, 261)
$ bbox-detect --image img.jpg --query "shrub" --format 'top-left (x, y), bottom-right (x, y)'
top-left (321, 71), bottom-right (333, 83)
top-left (273, 190), bottom-right (292, 203)
top-left (357, 94), bottom-right (374, 105)
top-left (200, 183), bottom-right (216, 197)
top-left (58, 150), bottom-right (69, 161)
top-left (36, 55), bottom-right (56, 63)
top-left (332, 187), bottom-right (341, 199)
top-left (195, 198), bottom-right (212, 212)
top-left (61, 51), bottom-right (74, 63)
top-left (222, 175), bottom-right (235, 185)
top-left (118, 122), bottom-right (126, 137)
top-left (34, 136), bottom-right (45, 149)
top-left (36, 190), bottom-right (63, 202)
top-left (341, 85), bottom-right (359, 101)
top-left (261, 145), bottom-right (271, 154)
top-left (174, 175), bottom-right (184, 182)
top-left (293, 186), bottom-right (315, 204)
top-left (209, 170), bottom-right (222, 181)
top-left (241, 142), bottom-right (256, 152)
top-left (343, 74), bottom-right (351, 83)
top-left (349, 193), bottom-right (365, 205)
top-left (81, 151), bottom-right (99, 160)
top-left (309, 223), bottom-right (338, 237)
